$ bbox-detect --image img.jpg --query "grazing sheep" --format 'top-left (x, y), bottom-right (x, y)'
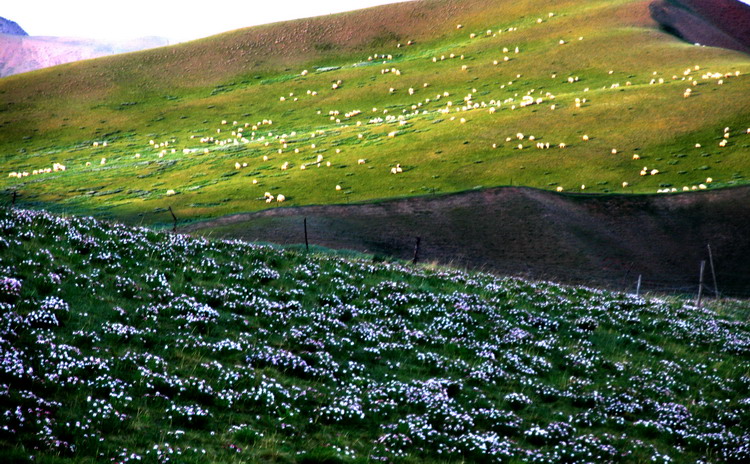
top-left (166, 189), bottom-right (176, 196)
top-left (582, 135), bottom-right (589, 141)
top-left (358, 159), bottom-right (366, 165)
top-left (622, 182), bottom-right (629, 188)
top-left (276, 194), bottom-right (286, 202)
top-left (335, 185), bottom-right (342, 191)
top-left (632, 154), bottom-right (640, 160)
top-left (556, 186), bottom-right (564, 192)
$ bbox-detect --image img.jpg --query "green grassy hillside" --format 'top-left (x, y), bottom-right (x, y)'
top-left (1, 206), bottom-right (749, 463)
top-left (1, 0), bottom-right (749, 226)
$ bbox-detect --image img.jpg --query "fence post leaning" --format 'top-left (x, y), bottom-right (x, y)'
top-left (636, 274), bottom-right (642, 297)
top-left (696, 260), bottom-right (706, 308)
top-left (412, 237), bottom-right (421, 265)
top-left (707, 244), bottom-right (719, 299)
top-left (168, 206), bottom-right (177, 233)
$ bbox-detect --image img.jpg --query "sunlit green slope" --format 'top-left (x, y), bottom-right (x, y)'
top-left (1, 0), bottom-right (749, 224)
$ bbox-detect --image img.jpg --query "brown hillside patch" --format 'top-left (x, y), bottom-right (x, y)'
top-left (650, 0), bottom-right (750, 54)
top-left (184, 186), bottom-right (750, 296)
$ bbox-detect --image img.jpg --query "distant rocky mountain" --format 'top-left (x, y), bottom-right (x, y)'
top-left (0, 16), bottom-right (27, 36)
top-left (0, 17), bottom-right (168, 78)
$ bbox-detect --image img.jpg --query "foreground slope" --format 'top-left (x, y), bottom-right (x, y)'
top-left (1, 207), bottom-right (749, 463)
top-left (1, 0), bottom-right (749, 225)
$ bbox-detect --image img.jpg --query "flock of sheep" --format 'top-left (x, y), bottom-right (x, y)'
top-left (5, 10), bottom-right (748, 206)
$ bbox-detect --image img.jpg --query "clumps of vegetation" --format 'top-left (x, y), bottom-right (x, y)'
top-left (0, 206), bottom-right (749, 463)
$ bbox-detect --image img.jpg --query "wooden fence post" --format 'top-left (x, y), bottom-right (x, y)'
top-left (636, 274), bottom-right (642, 297)
top-left (168, 206), bottom-right (177, 233)
top-left (304, 217), bottom-right (309, 252)
top-left (707, 244), bottom-right (719, 299)
top-left (412, 237), bottom-right (421, 265)
top-left (696, 260), bottom-right (705, 308)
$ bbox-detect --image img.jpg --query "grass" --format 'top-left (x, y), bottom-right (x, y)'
top-left (1, 206), bottom-right (749, 463)
top-left (0, 0), bottom-right (748, 226)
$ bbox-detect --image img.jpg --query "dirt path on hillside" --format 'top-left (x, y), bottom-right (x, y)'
top-left (182, 186), bottom-right (750, 296)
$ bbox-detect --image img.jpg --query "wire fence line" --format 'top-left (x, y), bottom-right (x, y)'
top-left (3, 196), bottom-right (749, 299)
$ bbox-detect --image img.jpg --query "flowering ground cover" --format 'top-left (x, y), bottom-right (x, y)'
top-left (0, 207), bottom-right (748, 463)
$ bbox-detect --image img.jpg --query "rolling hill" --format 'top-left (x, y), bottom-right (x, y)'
top-left (1, 0), bottom-right (749, 228)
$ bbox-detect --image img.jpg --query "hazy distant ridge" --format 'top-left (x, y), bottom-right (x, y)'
top-left (0, 17), bottom-right (168, 77)
top-left (0, 16), bottom-right (27, 36)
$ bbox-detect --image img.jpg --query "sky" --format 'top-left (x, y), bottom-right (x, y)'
top-left (2, 0), bottom-right (411, 44)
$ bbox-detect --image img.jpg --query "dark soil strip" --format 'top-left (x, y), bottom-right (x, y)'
top-left (183, 186), bottom-right (750, 296)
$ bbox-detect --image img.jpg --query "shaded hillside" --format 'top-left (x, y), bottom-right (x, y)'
top-left (0, 34), bottom-right (169, 77)
top-left (184, 185), bottom-right (750, 295)
top-left (650, 0), bottom-right (750, 54)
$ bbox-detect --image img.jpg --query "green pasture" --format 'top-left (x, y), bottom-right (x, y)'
top-left (1, 0), bottom-right (749, 226)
